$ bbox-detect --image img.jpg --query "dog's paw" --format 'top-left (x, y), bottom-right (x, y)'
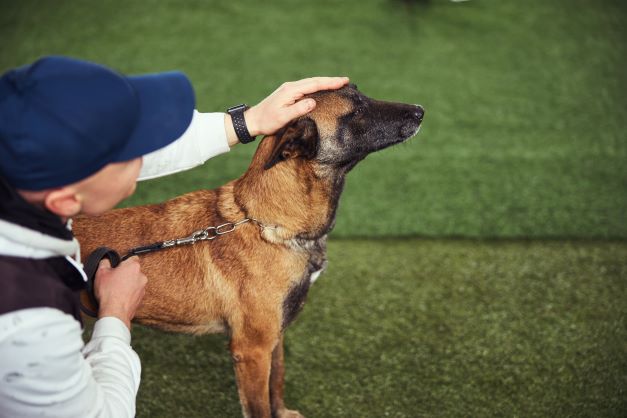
top-left (275, 408), bottom-right (305, 418)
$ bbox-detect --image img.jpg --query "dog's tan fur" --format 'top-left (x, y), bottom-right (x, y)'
top-left (73, 85), bottom-right (423, 418)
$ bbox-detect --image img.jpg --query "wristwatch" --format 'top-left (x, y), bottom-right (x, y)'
top-left (226, 104), bottom-right (256, 144)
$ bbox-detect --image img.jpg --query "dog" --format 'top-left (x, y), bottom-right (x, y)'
top-left (73, 84), bottom-right (423, 418)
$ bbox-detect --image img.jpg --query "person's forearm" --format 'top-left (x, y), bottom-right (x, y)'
top-left (223, 113), bottom-right (240, 147)
top-left (83, 316), bottom-right (142, 418)
top-left (138, 110), bottom-right (231, 181)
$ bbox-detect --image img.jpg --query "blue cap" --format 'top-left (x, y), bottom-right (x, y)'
top-left (0, 56), bottom-right (195, 190)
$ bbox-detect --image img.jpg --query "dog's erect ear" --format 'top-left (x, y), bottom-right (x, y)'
top-left (264, 118), bottom-right (319, 170)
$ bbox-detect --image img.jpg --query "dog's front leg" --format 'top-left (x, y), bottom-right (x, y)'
top-left (270, 334), bottom-right (304, 418)
top-left (230, 326), bottom-right (278, 418)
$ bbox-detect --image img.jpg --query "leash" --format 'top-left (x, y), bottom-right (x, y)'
top-left (80, 218), bottom-right (265, 317)
top-left (81, 247), bottom-right (121, 317)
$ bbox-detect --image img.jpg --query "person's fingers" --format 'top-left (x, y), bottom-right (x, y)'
top-left (98, 258), bottom-right (111, 270)
top-left (283, 98), bottom-right (317, 121)
top-left (293, 77), bottom-right (349, 95)
top-left (97, 255), bottom-right (140, 277)
top-left (283, 77), bottom-right (349, 98)
top-left (122, 255), bottom-right (140, 266)
top-left (247, 76), bottom-right (350, 136)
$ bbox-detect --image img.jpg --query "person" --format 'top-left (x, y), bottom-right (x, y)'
top-left (0, 55), bottom-right (348, 417)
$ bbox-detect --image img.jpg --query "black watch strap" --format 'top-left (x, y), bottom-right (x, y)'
top-left (227, 104), bottom-right (256, 144)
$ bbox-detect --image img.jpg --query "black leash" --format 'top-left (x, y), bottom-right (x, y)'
top-left (79, 218), bottom-right (266, 318)
top-left (80, 247), bottom-right (122, 317)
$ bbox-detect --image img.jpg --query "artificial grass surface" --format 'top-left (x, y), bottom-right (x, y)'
top-left (80, 239), bottom-right (626, 417)
top-left (2, 0), bottom-right (626, 239)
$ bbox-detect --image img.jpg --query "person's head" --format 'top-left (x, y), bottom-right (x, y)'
top-left (17, 158), bottom-right (143, 219)
top-left (0, 56), bottom-right (196, 219)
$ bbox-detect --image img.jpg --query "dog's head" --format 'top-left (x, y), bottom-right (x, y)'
top-left (264, 84), bottom-right (423, 171)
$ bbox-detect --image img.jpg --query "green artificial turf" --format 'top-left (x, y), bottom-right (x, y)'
top-left (80, 239), bottom-right (627, 417)
top-left (1, 0), bottom-right (626, 239)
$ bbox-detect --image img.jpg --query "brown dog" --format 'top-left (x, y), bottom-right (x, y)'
top-left (73, 84), bottom-right (423, 418)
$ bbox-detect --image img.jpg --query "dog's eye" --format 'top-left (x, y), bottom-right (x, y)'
top-left (345, 108), bottom-right (362, 119)
top-left (353, 105), bottom-right (366, 116)
top-left (344, 103), bottom-right (366, 120)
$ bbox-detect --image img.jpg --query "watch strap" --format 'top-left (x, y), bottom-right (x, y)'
top-left (227, 104), bottom-right (256, 144)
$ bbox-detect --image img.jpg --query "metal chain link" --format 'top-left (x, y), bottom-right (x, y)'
top-left (123, 217), bottom-right (273, 259)
top-left (161, 218), bottom-right (263, 249)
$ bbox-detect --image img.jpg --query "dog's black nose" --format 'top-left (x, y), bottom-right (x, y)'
top-left (414, 105), bottom-right (424, 121)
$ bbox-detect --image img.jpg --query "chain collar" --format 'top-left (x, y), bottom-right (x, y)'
top-left (122, 217), bottom-right (270, 260)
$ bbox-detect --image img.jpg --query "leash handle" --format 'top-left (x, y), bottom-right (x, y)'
top-left (80, 247), bottom-right (122, 318)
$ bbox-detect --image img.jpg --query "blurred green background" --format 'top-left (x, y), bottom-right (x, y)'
top-left (2, 0), bottom-right (625, 239)
top-left (2, 0), bottom-right (626, 417)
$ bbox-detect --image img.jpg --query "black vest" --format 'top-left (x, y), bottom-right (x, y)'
top-left (0, 176), bottom-right (85, 324)
top-left (0, 255), bottom-right (84, 324)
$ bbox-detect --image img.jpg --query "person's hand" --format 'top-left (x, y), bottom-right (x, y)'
top-left (94, 256), bottom-right (147, 330)
top-left (224, 77), bottom-right (349, 146)
top-left (246, 77), bottom-right (350, 136)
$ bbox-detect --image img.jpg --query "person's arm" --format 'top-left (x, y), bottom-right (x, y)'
top-left (82, 316), bottom-right (142, 417)
top-left (138, 77), bottom-right (350, 182)
top-left (138, 110), bottom-right (231, 181)
top-left (0, 308), bottom-right (140, 418)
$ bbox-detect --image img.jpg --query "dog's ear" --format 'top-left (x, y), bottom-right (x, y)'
top-left (264, 118), bottom-right (319, 170)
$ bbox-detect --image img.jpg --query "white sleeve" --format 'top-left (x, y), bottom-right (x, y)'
top-left (0, 308), bottom-right (141, 418)
top-left (138, 110), bottom-right (231, 181)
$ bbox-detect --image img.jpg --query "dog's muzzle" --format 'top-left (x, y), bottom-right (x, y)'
top-left (400, 104), bottom-right (424, 138)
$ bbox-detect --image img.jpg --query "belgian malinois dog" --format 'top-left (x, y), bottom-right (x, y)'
top-left (73, 84), bottom-right (424, 418)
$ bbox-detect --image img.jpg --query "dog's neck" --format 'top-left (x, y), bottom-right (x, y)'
top-left (229, 135), bottom-right (345, 243)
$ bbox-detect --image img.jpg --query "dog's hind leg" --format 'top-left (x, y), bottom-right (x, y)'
top-left (270, 334), bottom-right (304, 418)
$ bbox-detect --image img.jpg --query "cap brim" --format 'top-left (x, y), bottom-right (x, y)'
top-left (113, 71), bottom-right (195, 162)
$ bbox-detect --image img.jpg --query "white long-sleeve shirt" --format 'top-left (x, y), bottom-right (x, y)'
top-left (0, 111), bottom-right (231, 418)
top-left (138, 110), bottom-right (230, 181)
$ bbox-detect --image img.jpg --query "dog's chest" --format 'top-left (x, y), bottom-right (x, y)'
top-left (281, 236), bottom-right (328, 328)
